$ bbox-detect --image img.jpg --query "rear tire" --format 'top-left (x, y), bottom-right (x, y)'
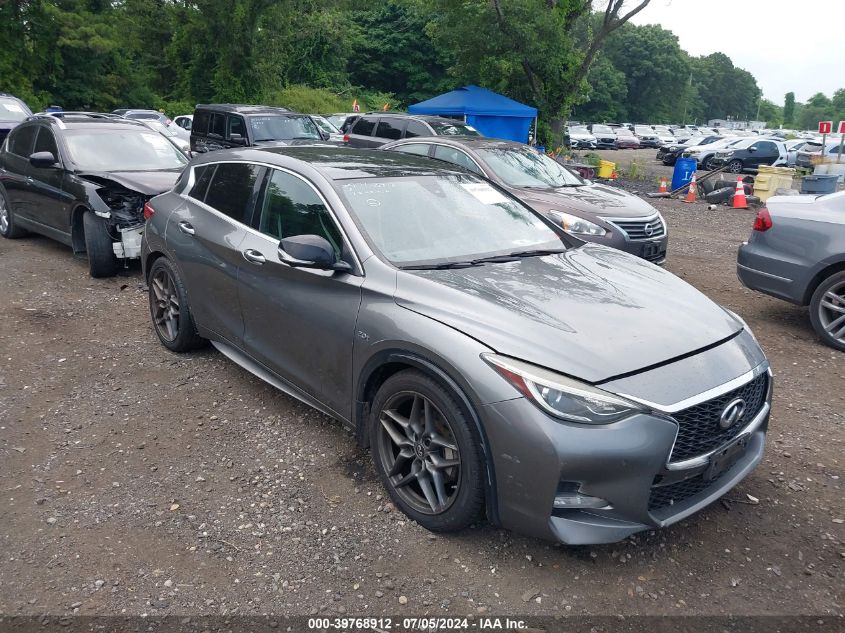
top-left (82, 211), bottom-right (118, 278)
top-left (809, 271), bottom-right (845, 352)
top-left (0, 190), bottom-right (27, 239)
top-left (369, 369), bottom-right (485, 533)
top-left (148, 257), bottom-right (207, 352)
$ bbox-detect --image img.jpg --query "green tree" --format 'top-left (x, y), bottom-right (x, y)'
top-left (572, 54), bottom-right (627, 121)
top-left (783, 92), bottom-right (795, 126)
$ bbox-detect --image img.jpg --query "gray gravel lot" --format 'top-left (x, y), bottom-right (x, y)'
top-left (0, 190), bottom-right (843, 620)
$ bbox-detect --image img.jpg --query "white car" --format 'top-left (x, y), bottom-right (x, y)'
top-left (174, 114), bottom-right (193, 131)
top-left (137, 119), bottom-right (191, 153)
top-left (681, 137), bottom-right (744, 169)
top-left (652, 125), bottom-right (676, 146)
top-left (310, 114), bottom-right (344, 142)
top-left (567, 125), bottom-right (597, 149)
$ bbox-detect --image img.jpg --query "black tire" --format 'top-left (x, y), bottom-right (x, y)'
top-left (0, 189), bottom-right (27, 238)
top-left (702, 156), bottom-right (716, 170)
top-left (809, 271), bottom-right (845, 352)
top-left (369, 369), bottom-right (485, 533)
top-left (147, 257), bottom-right (207, 352)
top-left (728, 159), bottom-right (744, 174)
top-left (82, 211), bottom-right (118, 278)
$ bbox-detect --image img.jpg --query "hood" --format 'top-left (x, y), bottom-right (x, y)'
top-left (508, 182), bottom-right (660, 219)
top-left (395, 244), bottom-right (741, 383)
top-left (78, 170), bottom-right (181, 195)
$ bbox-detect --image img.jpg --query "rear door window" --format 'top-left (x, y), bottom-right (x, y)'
top-left (203, 162), bottom-right (263, 224)
top-left (351, 117), bottom-right (377, 136)
top-left (375, 118), bottom-right (405, 141)
top-left (227, 115), bottom-right (246, 140)
top-left (209, 113), bottom-right (226, 139)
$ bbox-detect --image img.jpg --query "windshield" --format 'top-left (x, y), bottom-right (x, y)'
top-left (64, 130), bottom-right (188, 171)
top-left (427, 120), bottom-right (481, 136)
top-left (250, 115), bottom-right (320, 142)
top-left (478, 147), bottom-right (583, 188)
top-left (0, 97), bottom-right (29, 122)
top-left (570, 126), bottom-right (590, 134)
top-left (653, 126), bottom-right (671, 134)
top-left (634, 126), bottom-right (653, 134)
top-left (311, 116), bottom-right (340, 135)
top-left (126, 112), bottom-right (161, 120)
top-left (592, 125), bottom-right (613, 134)
top-left (327, 115), bottom-right (349, 129)
top-left (335, 174), bottom-right (564, 267)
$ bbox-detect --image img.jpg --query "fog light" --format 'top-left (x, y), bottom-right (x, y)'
top-left (553, 493), bottom-right (610, 509)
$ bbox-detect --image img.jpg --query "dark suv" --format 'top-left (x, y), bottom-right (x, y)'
top-left (344, 113), bottom-right (481, 148)
top-left (0, 93), bottom-right (33, 145)
top-left (190, 104), bottom-right (328, 153)
top-left (0, 113), bottom-right (188, 277)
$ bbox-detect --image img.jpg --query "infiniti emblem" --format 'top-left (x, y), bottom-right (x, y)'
top-left (719, 398), bottom-right (746, 430)
top-left (643, 222), bottom-right (655, 237)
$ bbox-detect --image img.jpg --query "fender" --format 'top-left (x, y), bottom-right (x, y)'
top-left (355, 348), bottom-right (500, 527)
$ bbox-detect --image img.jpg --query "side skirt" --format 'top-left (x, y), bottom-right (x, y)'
top-left (211, 340), bottom-right (350, 427)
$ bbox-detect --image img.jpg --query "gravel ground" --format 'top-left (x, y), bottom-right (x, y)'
top-left (0, 190), bottom-right (843, 621)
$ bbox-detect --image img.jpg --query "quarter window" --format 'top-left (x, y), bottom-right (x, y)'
top-left (193, 111), bottom-right (210, 135)
top-left (432, 146), bottom-right (482, 175)
top-left (203, 163), bottom-right (262, 223)
top-left (393, 143), bottom-right (431, 157)
top-left (189, 164), bottom-right (215, 200)
top-left (257, 169), bottom-right (343, 256)
top-left (8, 124), bottom-right (37, 157)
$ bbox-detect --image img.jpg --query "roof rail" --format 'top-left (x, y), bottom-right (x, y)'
top-left (27, 113), bottom-right (66, 129)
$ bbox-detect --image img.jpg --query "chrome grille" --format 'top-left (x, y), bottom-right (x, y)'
top-left (606, 215), bottom-right (666, 241)
top-left (669, 372), bottom-right (768, 463)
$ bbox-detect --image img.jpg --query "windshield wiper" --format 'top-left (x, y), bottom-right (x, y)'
top-left (508, 248), bottom-right (567, 258)
top-left (400, 261), bottom-right (481, 270)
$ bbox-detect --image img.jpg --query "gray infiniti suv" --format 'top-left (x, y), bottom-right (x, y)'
top-left (140, 147), bottom-right (772, 545)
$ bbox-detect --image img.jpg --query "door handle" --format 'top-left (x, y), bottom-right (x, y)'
top-left (242, 249), bottom-right (266, 265)
top-left (178, 221), bottom-right (195, 235)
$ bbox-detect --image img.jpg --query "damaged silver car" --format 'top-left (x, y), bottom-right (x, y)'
top-left (0, 113), bottom-right (188, 276)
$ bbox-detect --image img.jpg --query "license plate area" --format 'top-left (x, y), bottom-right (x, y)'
top-left (641, 241), bottom-right (665, 259)
top-left (703, 435), bottom-right (749, 482)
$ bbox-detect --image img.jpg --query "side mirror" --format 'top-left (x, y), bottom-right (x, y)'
top-left (29, 151), bottom-right (58, 168)
top-left (229, 133), bottom-right (246, 145)
top-left (747, 146), bottom-right (757, 152)
top-left (279, 234), bottom-right (351, 272)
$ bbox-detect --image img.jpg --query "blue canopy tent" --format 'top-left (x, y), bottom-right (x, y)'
top-left (408, 85), bottom-right (537, 144)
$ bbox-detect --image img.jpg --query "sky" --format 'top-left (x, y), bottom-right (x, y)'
top-left (630, 0), bottom-right (845, 104)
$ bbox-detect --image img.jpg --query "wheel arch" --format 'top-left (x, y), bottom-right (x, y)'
top-left (355, 348), bottom-right (500, 526)
top-left (143, 249), bottom-right (168, 283)
top-left (803, 259), bottom-right (845, 306)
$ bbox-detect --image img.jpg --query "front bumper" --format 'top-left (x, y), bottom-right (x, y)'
top-left (482, 368), bottom-right (771, 545)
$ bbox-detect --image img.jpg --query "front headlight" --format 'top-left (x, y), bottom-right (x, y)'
top-left (548, 210), bottom-right (607, 236)
top-left (482, 354), bottom-right (647, 424)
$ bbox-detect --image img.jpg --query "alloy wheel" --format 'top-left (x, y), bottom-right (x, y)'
top-left (377, 391), bottom-right (461, 515)
top-left (0, 196), bottom-right (9, 235)
top-left (151, 268), bottom-right (181, 342)
top-left (818, 280), bottom-right (845, 344)
top-left (728, 160), bottom-right (743, 173)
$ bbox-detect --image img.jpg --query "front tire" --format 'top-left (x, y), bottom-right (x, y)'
top-left (148, 257), bottom-right (206, 352)
top-left (809, 271), bottom-right (845, 352)
top-left (369, 370), bottom-right (485, 532)
top-left (728, 159), bottom-right (744, 174)
top-left (82, 211), bottom-right (118, 278)
top-left (0, 190), bottom-right (27, 238)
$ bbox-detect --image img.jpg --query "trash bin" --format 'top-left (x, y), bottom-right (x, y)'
top-left (800, 174), bottom-right (838, 195)
top-left (671, 157), bottom-right (697, 191)
top-left (755, 165), bottom-right (795, 203)
top-left (597, 159), bottom-right (615, 179)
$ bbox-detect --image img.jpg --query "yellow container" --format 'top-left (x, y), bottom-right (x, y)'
top-left (597, 159), bottom-right (615, 179)
top-left (754, 166), bottom-right (795, 202)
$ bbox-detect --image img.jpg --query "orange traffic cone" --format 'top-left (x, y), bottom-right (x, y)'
top-left (610, 170), bottom-right (618, 180)
top-left (732, 177), bottom-right (748, 209)
top-left (658, 177), bottom-right (668, 193)
top-left (683, 174), bottom-right (697, 203)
